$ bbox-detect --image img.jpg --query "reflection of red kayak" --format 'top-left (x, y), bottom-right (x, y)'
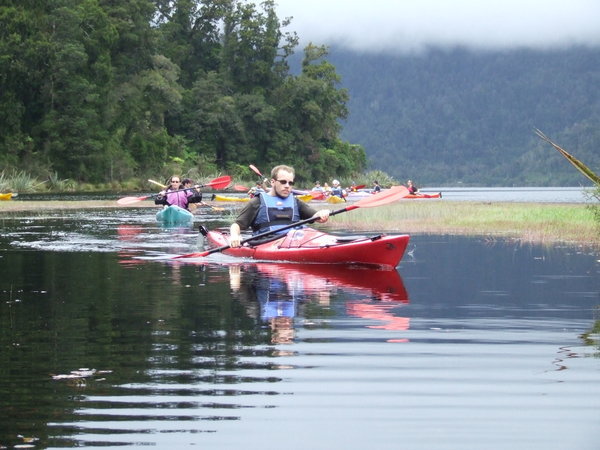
top-left (207, 228), bottom-right (410, 269)
top-left (254, 263), bottom-right (409, 302)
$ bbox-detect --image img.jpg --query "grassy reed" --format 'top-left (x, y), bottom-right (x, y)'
top-left (326, 201), bottom-right (599, 247)
top-left (0, 170), bottom-right (45, 193)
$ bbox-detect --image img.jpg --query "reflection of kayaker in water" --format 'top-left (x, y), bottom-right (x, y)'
top-left (228, 265), bottom-right (302, 344)
top-left (228, 165), bottom-right (330, 248)
top-left (228, 263), bottom-right (409, 344)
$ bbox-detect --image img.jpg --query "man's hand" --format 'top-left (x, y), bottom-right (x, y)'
top-left (312, 209), bottom-right (330, 223)
top-left (229, 223), bottom-right (242, 247)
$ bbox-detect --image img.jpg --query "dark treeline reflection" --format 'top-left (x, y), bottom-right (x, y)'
top-left (0, 250), bottom-right (410, 447)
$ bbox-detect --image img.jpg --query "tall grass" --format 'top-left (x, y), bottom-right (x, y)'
top-left (0, 170), bottom-right (45, 193)
top-left (326, 201), bottom-right (599, 246)
top-left (47, 172), bottom-right (77, 192)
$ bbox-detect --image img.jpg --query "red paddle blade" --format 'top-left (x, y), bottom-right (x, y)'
top-left (353, 186), bottom-right (409, 208)
top-left (117, 195), bottom-right (150, 205)
top-left (204, 175), bottom-right (231, 190)
top-left (249, 164), bottom-right (263, 177)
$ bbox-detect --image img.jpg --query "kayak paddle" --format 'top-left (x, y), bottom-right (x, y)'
top-left (172, 185), bottom-right (409, 259)
top-left (117, 175), bottom-right (232, 205)
top-left (148, 179), bottom-right (167, 188)
top-left (249, 164), bottom-right (263, 177)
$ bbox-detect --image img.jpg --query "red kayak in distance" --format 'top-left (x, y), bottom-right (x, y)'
top-left (206, 228), bottom-right (410, 269)
top-left (404, 192), bottom-right (442, 199)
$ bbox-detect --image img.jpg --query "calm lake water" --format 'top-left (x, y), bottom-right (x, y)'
top-left (0, 198), bottom-right (599, 449)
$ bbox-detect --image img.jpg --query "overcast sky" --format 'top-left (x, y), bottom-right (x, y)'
top-left (274, 0), bottom-right (600, 53)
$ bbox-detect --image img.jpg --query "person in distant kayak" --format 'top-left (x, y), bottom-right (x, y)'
top-left (229, 165), bottom-right (330, 248)
top-left (154, 176), bottom-right (203, 211)
top-left (373, 180), bottom-right (382, 193)
top-left (311, 181), bottom-right (324, 192)
top-left (247, 181), bottom-right (266, 198)
top-left (406, 180), bottom-right (418, 195)
top-left (330, 179), bottom-right (347, 199)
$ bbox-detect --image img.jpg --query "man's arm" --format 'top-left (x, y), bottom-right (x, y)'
top-left (298, 199), bottom-right (330, 223)
top-left (229, 197), bottom-right (260, 247)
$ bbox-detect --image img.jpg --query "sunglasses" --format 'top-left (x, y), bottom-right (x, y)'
top-left (171, 180), bottom-right (181, 183)
top-left (276, 179), bottom-right (295, 186)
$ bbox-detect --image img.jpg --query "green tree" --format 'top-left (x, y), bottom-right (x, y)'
top-left (268, 43), bottom-right (365, 182)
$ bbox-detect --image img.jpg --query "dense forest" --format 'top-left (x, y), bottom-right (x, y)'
top-left (327, 46), bottom-right (600, 186)
top-left (0, 0), bottom-right (365, 185)
top-left (2, 1), bottom-right (599, 187)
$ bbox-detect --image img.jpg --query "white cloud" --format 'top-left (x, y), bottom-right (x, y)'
top-left (274, 0), bottom-right (600, 53)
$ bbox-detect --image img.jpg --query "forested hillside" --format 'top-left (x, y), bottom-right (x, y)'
top-left (0, 0), bottom-right (364, 184)
top-left (328, 47), bottom-right (600, 186)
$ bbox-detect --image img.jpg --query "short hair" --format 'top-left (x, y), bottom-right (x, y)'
top-left (271, 165), bottom-right (295, 179)
top-left (182, 178), bottom-right (192, 185)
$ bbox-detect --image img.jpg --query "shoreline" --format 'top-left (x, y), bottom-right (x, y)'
top-left (1, 199), bottom-right (599, 248)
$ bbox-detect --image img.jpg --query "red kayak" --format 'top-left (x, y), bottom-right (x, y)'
top-left (206, 228), bottom-right (410, 269)
top-left (404, 192), bottom-right (442, 199)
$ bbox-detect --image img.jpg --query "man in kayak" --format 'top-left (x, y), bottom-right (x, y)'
top-left (154, 176), bottom-right (203, 210)
top-left (229, 165), bottom-right (330, 247)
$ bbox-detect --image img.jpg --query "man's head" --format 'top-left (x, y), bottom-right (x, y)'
top-left (270, 165), bottom-right (295, 198)
top-left (332, 179), bottom-right (340, 187)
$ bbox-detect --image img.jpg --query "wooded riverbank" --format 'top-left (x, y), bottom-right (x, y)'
top-left (1, 199), bottom-right (598, 248)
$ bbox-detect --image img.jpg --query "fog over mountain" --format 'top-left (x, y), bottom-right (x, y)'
top-left (275, 0), bottom-right (600, 54)
top-left (276, 1), bottom-right (600, 186)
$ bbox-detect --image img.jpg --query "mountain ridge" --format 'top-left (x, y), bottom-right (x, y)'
top-left (325, 46), bottom-right (600, 186)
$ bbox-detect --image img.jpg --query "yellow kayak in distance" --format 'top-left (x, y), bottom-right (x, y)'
top-left (211, 194), bottom-right (250, 202)
top-left (0, 193), bottom-right (13, 201)
top-left (326, 195), bottom-right (346, 204)
top-left (296, 194), bottom-right (314, 202)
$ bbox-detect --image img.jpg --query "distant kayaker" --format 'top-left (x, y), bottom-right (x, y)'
top-left (248, 181), bottom-right (266, 198)
top-left (330, 179), bottom-right (347, 199)
top-left (407, 180), bottom-right (418, 195)
top-left (311, 181), bottom-right (324, 192)
top-left (373, 180), bottom-right (382, 193)
top-left (154, 176), bottom-right (203, 210)
top-left (229, 165), bottom-right (330, 248)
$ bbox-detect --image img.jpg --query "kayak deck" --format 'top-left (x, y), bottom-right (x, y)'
top-left (207, 228), bottom-right (410, 269)
top-left (156, 205), bottom-right (193, 223)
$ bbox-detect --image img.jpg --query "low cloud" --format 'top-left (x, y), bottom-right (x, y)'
top-left (275, 0), bottom-right (600, 53)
